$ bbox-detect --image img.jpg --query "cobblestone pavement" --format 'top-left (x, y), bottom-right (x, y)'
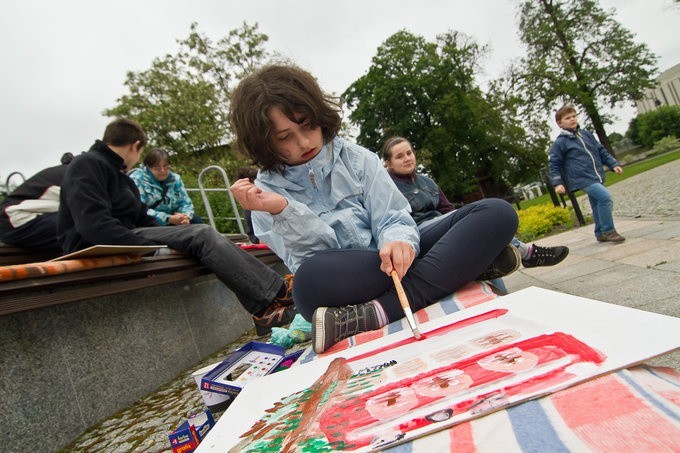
top-left (62, 158), bottom-right (680, 452)
top-left (576, 157), bottom-right (680, 219)
top-left (61, 328), bottom-right (311, 453)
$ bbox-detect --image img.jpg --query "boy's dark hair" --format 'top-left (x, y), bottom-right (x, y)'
top-left (381, 136), bottom-right (410, 161)
top-left (555, 104), bottom-right (577, 123)
top-left (230, 64), bottom-right (342, 172)
top-left (103, 118), bottom-right (148, 148)
top-left (143, 148), bottom-right (170, 168)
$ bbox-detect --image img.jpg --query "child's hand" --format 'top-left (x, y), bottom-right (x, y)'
top-left (613, 166), bottom-right (623, 175)
top-left (379, 241), bottom-right (415, 279)
top-left (554, 184), bottom-right (566, 194)
top-left (230, 178), bottom-right (288, 214)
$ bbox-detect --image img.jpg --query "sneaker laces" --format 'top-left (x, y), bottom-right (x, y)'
top-left (254, 302), bottom-right (291, 324)
top-left (333, 305), bottom-right (364, 341)
top-left (527, 245), bottom-right (556, 266)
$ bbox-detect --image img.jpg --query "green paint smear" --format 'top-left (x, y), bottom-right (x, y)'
top-left (298, 436), bottom-right (339, 452)
top-left (246, 435), bottom-right (338, 452)
top-left (245, 437), bottom-right (284, 452)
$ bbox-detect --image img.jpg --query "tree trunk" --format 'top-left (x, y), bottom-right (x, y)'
top-left (539, 0), bottom-right (617, 159)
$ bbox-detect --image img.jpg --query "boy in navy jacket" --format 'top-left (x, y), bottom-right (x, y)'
top-left (549, 105), bottom-right (625, 243)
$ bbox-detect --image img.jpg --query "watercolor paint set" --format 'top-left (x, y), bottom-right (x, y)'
top-left (168, 410), bottom-right (215, 453)
top-left (200, 342), bottom-right (289, 406)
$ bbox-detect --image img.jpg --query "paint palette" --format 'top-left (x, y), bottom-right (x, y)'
top-left (201, 342), bottom-right (287, 403)
top-left (215, 351), bottom-right (282, 384)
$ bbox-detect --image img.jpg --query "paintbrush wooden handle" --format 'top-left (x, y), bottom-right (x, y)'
top-left (391, 272), bottom-right (418, 321)
top-left (391, 271), bottom-right (423, 340)
top-left (391, 270), bottom-right (409, 310)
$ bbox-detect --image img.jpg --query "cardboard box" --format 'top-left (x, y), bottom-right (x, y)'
top-left (200, 342), bottom-right (286, 404)
top-left (168, 410), bottom-right (215, 453)
top-left (192, 361), bottom-right (233, 414)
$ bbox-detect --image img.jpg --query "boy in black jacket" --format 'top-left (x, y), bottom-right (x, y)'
top-left (57, 118), bottom-right (295, 334)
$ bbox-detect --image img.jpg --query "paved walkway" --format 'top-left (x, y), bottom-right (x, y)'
top-left (64, 159), bottom-right (680, 452)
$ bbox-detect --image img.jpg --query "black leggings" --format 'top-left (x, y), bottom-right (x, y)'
top-left (293, 198), bottom-right (518, 322)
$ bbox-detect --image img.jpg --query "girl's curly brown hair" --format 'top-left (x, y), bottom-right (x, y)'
top-left (230, 64), bottom-right (341, 172)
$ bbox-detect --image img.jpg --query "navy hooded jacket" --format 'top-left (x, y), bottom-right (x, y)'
top-left (549, 128), bottom-right (620, 192)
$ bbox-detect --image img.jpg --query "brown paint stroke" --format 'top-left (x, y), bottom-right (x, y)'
top-left (280, 357), bottom-right (353, 452)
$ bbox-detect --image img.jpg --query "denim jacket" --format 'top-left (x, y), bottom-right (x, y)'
top-left (129, 167), bottom-right (195, 225)
top-left (549, 128), bottom-right (619, 192)
top-left (253, 136), bottom-right (419, 273)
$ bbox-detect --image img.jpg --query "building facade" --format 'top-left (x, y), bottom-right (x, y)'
top-left (636, 63), bottom-right (680, 114)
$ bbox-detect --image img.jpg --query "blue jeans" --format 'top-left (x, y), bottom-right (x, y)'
top-left (132, 224), bottom-right (283, 314)
top-left (293, 199), bottom-right (518, 322)
top-left (582, 183), bottom-right (615, 237)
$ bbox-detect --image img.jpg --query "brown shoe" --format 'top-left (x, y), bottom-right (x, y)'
top-left (274, 273), bottom-right (294, 307)
top-left (597, 231), bottom-right (625, 243)
top-left (253, 302), bottom-right (297, 336)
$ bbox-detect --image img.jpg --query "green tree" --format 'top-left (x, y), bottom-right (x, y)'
top-left (516, 0), bottom-right (658, 156)
top-left (484, 72), bottom-right (552, 185)
top-left (104, 22), bottom-right (270, 234)
top-left (628, 105), bottom-right (680, 147)
top-left (105, 22), bottom-right (269, 157)
top-left (343, 30), bottom-right (545, 200)
top-left (608, 132), bottom-right (624, 145)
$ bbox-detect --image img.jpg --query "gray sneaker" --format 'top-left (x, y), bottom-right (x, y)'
top-left (477, 245), bottom-right (521, 281)
top-left (312, 302), bottom-right (382, 354)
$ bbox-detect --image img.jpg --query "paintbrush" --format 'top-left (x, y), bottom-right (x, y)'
top-left (390, 270), bottom-right (423, 340)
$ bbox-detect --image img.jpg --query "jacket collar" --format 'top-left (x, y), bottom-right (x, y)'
top-left (90, 140), bottom-right (126, 171)
top-left (388, 169), bottom-right (417, 183)
top-left (259, 137), bottom-right (341, 190)
top-left (559, 125), bottom-right (581, 138)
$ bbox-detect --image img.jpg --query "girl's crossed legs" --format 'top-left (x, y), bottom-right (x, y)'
top-left (294, 198), bottom-right (518, 324)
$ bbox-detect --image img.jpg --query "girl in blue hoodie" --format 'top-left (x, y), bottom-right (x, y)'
top-left (229, 64), bottom-right (519, 353)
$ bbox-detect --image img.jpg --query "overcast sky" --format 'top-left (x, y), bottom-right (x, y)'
top-left (1, 0), bottom-right (678, 182)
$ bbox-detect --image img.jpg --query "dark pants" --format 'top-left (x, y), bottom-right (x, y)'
top-left (293, 199), bottom-right (518, 322)
top-left (0, 212), bottom-right (61, 251)
top-left (132, 224), bottom-right (282, 314)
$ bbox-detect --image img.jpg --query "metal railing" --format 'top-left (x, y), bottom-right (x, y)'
top-left (540, 165), bottom-right (586, 226)
top-left (1, 172), bottom-right (26, 197)
top-left (186, 165), bottom-right (246, 235)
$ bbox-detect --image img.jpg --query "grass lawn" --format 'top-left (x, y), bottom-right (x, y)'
top-left (518, 148), bottom-right (680, 210)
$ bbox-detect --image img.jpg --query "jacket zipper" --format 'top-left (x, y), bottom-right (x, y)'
top-left (308, 165), bottom-right (318, 190)
top-left (575, 132), bottom-right (602, 183)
